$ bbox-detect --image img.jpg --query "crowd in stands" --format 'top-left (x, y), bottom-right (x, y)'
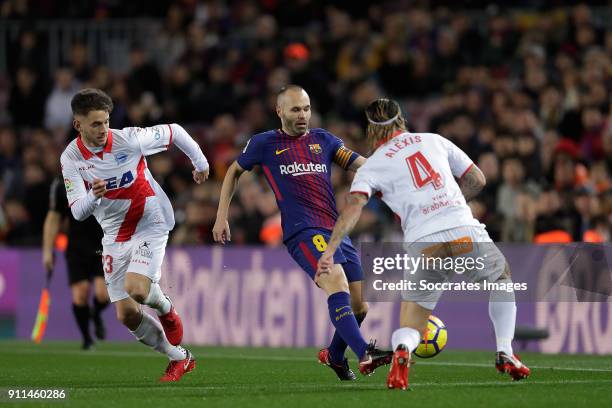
top-left (0, 1), bottom-right (610, 246)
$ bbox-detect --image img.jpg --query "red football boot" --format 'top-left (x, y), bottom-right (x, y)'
top-left (318, 348), bottom-right (357, 381)
top-left (159, 300), bottom-right (183, 346)
top-left (159, 349), bottom-right (196, 383)
top-left (358, 340), bottom-right (394, 376)
top-left (387, 345), bottom-right (410, 390)
top-left (495, 352), bottom-right (531, 381)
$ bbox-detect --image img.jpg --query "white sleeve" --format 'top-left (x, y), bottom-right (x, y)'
top-left (130, 124), bottom-right (209, 171)
top-left (169, 124), bottom-right (209, 172)
top-left (61, 154), bottom-right (101, 221)
top-left (128, 124), bottom-right (172, 155)
top-left (439, 135), bottom-right (474, 178)
top-left (350, 165), bottom-right (377, 198)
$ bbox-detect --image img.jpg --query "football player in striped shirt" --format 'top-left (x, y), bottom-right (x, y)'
top-left (213, 85), bottom-right (392, 380)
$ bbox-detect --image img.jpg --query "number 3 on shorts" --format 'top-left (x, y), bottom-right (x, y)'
top-left (102, 255), bottom-right (113, 274)
top-left (312, 234), bottom-right (328, 252)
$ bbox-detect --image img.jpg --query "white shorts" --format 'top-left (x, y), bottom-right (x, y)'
top-left (101, 232), bottom-right (169, 302)
top-left (402, 225), bottom-right (506, 310)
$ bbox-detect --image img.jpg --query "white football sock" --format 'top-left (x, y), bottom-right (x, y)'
top-left (391, 327), bottom-right (421, 352)
top-left (488, 278), bottom-right (516, 356)
top-left (144, 283), bottom-right (172, 316)
top-left (130, 312), bottom-right (186, 361)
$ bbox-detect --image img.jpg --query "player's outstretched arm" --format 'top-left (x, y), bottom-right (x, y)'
top-left (458, 165), bottom-right (486, 201)
top-left (213, 161), bottom-right (246, 244)
top-left (347, 156), bottom-right (366, 172)
top-left (316, 193), bottom-right (368, 277)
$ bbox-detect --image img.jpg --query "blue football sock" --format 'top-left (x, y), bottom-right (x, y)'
top-left (327, 292), bottom-right (368, 360)
top-left (329, 311), bottom-right (366, 364)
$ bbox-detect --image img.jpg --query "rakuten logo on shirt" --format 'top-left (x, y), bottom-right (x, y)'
top-left (279, 162), bottom-right (328, 176)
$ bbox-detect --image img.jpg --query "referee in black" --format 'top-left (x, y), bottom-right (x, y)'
top-left (42, 176), bottom-right (110, 350)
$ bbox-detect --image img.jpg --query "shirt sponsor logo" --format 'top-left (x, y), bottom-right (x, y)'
top-left (104, 170), bottom-right (135, 190)
top-left (279, 162), bottom-right (328, 176)
top-left (78, 164), bottom-right (95, 171)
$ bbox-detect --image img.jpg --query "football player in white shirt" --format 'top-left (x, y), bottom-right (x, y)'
top-left (317, 98), bottom-right (530, 390)
top-left (61, 88), bottom-right (209, 382)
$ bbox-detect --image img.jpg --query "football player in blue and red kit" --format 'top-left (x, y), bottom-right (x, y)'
top-left (213, 85), bottom-right (392, 380)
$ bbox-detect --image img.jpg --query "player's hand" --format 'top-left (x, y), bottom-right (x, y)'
top-left (193, 168), bottom-right (209, 184)
top-left (316, 251), bottom-right (333, 279)
top-left (212, 218), bottom-right (231, 244)
top-left (42, 250), bottom-right (54, 272)
top-left (92, 178), bottom-right (107, 198)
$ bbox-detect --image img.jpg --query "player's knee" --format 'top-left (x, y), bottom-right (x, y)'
top-left (71, 286), bottom-right (89, 305)
top-left (124, 281), bottom-right (148, 304)
top-left (317, 271), bottom-right (348, 293)
top-left (95, 290), bottom-right (110, 303)
top-left (496, 262), bottom-right (512, 281)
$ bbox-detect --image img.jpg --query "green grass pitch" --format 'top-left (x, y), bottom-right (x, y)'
top-left (0, 341), bottom-right (611, 408)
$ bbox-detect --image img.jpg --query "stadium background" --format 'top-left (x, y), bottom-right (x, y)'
top-left (0, 1), bottom-right (611, 354)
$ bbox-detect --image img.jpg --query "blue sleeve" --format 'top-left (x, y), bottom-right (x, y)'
top-left (236, 135), bottom-right (262, 171)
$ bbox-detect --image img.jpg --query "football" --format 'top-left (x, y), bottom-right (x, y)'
top-left (413, 315), bottom-right (448, 358)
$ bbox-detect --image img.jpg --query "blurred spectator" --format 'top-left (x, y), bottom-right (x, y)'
top-left (68, 43), bottom-right (92, 83)
top-left (497, 158), bottom-right (535, 241)
top-left (7, 29), bottom-right (46, 79)
top-left (208, 114), bottom-right (241, 180)
top-left (580, 105), bottom-right (606, 161)
top-left (1, 198), bottom-right (33, 245)
top-left (126, 46), bottom-right (163, 103)
top-left (476, 151), bottom-right (502, 240)
top-left (257, 192), bottom-right (282, 247)
top-left (231, 175), bottom-right (265, 245)
top-left (285, 42), bottom-right (333, 113)
top-left (0, 127), bottom-right (22, 198)
top-left (378, 43), bottom-right (412, 98)
top-left (8, 66), bottom-right (46, 127)
top-left (44, 67), bottom-right (81, 131)
top-left (155, 4), bottom-right (187, 74)
top-left (573, 187), bottom-right (600, 240)
top-left (196, 61), bottom-right (239, 122)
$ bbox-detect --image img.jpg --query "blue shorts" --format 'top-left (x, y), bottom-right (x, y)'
top-left (285, 228), bottom-right (364, 282)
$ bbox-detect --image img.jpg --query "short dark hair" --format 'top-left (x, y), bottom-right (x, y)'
top-left (71, 88), bottom-right (113, 116)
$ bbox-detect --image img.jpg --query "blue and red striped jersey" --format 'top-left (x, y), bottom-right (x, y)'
top-left (237, 128), bottom-right (359, 242)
